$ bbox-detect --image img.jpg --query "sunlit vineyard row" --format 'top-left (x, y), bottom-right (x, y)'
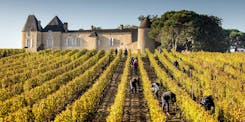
top-left (0, 49), bottom-right (244, 122)
top-left (0, 49), bottom-right (24, 59)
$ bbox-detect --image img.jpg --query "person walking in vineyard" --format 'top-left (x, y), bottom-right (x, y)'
top-left (161, 91), bottom-right (176, 114)
top-left (158, 48), bottom-right (162, 54)
top-left (130, 76), bottom-right (138, 94)
top-left (114, 48), bottom-right (118, 55)
top-left (133, 58), bottom-right (138, 72)
top-left (130, 57), bottom-right (135, 68)
top-left (152, 82), bottom-right (160, 98)
top-left (123, 49), bottom-right (128, 56)
top-left (200, 95), bottom-right (215, 114)
top-left (173, 60), bottom-right (179, 68)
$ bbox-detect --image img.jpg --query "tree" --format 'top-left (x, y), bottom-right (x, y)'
top-left (138, 15), bottom-right (145, 22)
top-left (223, 29), bottom-right (245, 50)
top-left (94, 27), bottom-right (102, 30)
top-left (149, 10), bottom-right (229, 52)
top-left (116, 24), bottom-right (138, 29)
top-left (138, 15), bottom-right (158, 23)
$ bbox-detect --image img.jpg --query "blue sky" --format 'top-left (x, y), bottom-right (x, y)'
top-left (0, 0), bottom-right (245, 48)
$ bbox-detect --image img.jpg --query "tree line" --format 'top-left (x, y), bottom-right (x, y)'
top-left (139, 10), bottom-right (245, 52)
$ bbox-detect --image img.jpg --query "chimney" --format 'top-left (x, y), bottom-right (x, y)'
top-left (38, 21), bottom-right (41, 26)
top-left (91, 25), bottom-right (94, 30)
top-left (120, 24), bottom-right (124, 30)
top-left (64, 22), bottom-right (68, 32)
top-left (38, 20), bottom-right (42, 30)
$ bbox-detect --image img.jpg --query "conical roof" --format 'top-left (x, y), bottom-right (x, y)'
top-left (139, 17), bottom-right (151, 28)
top-left (22, 15), bottom-right (42, 32)
top-left (43, 16), bottom-right (65, 32)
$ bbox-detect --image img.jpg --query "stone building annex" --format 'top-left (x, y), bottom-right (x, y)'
top-left (22, 15), bottom-right (160, 52)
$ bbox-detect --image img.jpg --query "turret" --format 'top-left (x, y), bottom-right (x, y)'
top-left (137, 16), bottom-right (154, 53)
top-left (22, 15), bottom-right (42, 52)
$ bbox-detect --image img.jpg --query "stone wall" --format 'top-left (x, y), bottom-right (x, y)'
top-left (22, 28), bottom-right (155, 53)
top-left (97, 32), bottom-right (132, 51)
top-left (42, 32), bottom-right (62, 50)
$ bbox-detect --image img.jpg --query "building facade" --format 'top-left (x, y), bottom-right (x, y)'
top-left (22, 15), bottom-right (159, 53)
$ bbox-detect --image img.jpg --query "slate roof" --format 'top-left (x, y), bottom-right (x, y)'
top-left (43, 16), bottom-right (65, 32)
top-left (22, 15), bottom-right (42, 32)
top-left (23, 15), bottom-right (138, 33)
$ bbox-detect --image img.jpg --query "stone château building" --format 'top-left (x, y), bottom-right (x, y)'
top-left (22, 15), bottom-right (159, 53)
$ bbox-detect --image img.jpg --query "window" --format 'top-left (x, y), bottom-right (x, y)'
top-left (46, 39), bottom-right (53, 48)
top-left (73, 39), bottom-right (75, 47)
top-left (47, 31), bottom-right (53, 48)
top-left (66, 36), bottom-right (73, 48)
top-left (25, 31), bottom-right (32, 48)
top-left (109, 38), bottom-right (114, 47)
top-left (65, 38), bottom-right (68, 47)
top-left (25, 39), bottom-right (31, 48)
top-left (66, 35), bottom-right (83, 48)
top-left (68, 38), bottom-right (72, 47)
top-left (111, 38), bottom-right (114, 46)
top-left (76, 38), bottom-right (81, 47)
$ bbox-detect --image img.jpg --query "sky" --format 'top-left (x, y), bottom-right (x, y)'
top-left (0, 0), bottom-right (245, 48)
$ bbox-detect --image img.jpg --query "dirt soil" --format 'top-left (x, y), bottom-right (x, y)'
top-left (122, 62), bottom-right (150, 122)
top-left (143, 57), bottom-right (185, 122)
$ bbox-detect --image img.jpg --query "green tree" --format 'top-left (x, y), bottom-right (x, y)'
top-left (223, 29), bottom-right (245, 50)
top-left (116, 24), bottom-right (138, 29)
top-left (149, 10), bottom-right (229, 52)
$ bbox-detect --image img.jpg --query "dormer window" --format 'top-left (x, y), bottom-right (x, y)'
top-left (47, 31), bottom-right (53, 48)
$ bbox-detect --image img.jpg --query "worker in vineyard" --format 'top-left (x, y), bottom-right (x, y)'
top-left (158, 48), bottom-right (162, 54)
top-left (114, 48), bottom-right (118, 55)
top-left (200, 95), bottom-right (215, 114)
top-left (133, 58), bottom-right (138, 72)
top-left (130, 76), bottom-right (138, 94)
top-left (123, 49), bottom-right (128, 56)
top-left (3, 52), bottom-right (6, 57)
top-left (130, 57), bottom-right (135, 68)
top-left (173, 60), bottom-right (179, 68)
top-left (152, 82), bottom-right (160, 98)
top-left (161, 91), bottom-right (176, 114)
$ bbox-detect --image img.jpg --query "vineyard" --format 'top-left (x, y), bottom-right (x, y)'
top-left (0, 49), bottom-right (244, 122)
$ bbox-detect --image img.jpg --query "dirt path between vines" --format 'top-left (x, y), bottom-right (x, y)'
top-left (90, 57), bottom-right (125, 122)
top-left (143, 57), bottom-right (185, 122)
top-left (122, 59), bottom-right (150, 122)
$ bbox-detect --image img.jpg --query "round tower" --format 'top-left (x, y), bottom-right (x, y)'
top-left (137, 17), bottom-right (153, 53)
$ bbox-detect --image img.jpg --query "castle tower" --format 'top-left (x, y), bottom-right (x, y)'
top-left (22, 15), bottom-right (42, 52)
top-left (137, 17), bottom-right (154, 53)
